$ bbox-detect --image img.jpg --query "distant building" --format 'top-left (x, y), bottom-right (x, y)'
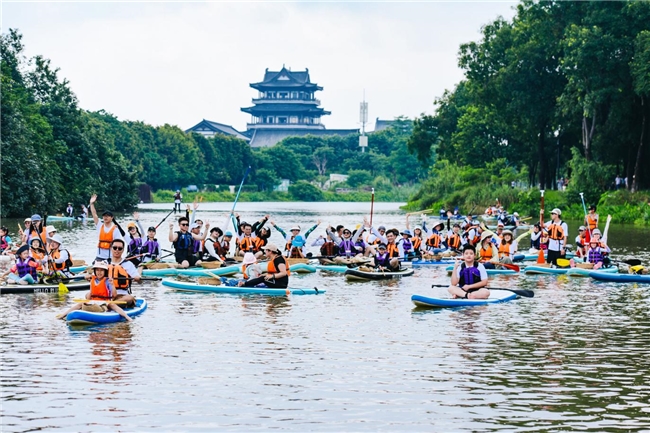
top-left (242, 66), bottom-right (358, 147)
top-left (373, 118), bottom-right (397, 132)
top-left (185, 119), bottom-right (250, 142)
top-left (274, 179), bottom-right (291, 192)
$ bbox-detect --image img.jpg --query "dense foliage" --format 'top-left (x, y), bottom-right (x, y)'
top-left (409, 1), bottom-right (650, 202)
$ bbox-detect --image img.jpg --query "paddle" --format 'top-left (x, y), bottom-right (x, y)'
top-left (58, 281), bottom-right (69, 294)
top-left (540, 189), bottom-right (545, 226)
top-left (497, 263), bottom-right (520, 272)
top-left (431, 284), bottom-right (534, 298)
top-left (155, 208), bottom-right (176, 230)
top-left (369, 188), bottom-right (375, 226)
top-left (579, 192), bottom-right (592, 240)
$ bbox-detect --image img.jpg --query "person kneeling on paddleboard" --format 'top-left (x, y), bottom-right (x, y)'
top-left (239, 243), bottom-right (290, 289)
top-left (448, 244), bottom-right (490, 300)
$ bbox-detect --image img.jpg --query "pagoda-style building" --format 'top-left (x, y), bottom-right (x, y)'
top-left (241, 66), bottom-right (330, 131)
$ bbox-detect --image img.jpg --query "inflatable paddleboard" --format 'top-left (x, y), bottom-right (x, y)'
top-left (411, 290), bottom-right (517, 308)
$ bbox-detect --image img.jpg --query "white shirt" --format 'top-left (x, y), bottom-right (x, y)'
top-left (96, 223), bottom-right (123, 259)
top-left (544, 220), bottom-right (568, 252)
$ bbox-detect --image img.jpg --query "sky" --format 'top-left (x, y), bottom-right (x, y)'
top-left (3, 1), bottom-right (517, 132)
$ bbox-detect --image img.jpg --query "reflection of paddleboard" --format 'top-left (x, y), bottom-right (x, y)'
top-left (66, 299), bottom-right (147, 325)
top-left (161, 279), bottom-right (325, 295)
top-left (344, 267), bottom-right (414, 281)
top-left (411, 290), bottom-right (517, 308)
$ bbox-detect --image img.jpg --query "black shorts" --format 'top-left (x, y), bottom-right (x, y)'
top-left (176, 253), bottom-right (198, 267)
top-left (546, 249), bottom-right (565, 266)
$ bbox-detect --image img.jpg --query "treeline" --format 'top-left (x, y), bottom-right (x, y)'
top-left (1, 29), bottom-right (423, 217)
top-left (408, 1), bottom-right (650, 209)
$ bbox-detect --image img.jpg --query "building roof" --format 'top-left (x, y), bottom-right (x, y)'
top-left (373, 118), bottom-right (397, 132)
top-left (185, 119), bottom-right (250, 141)
top-left (250, 67), bottom-right (323, 91)
top-left (241, 104), bottom-right (330, 116)
top-left (249, 128), bottom-right (359, 148)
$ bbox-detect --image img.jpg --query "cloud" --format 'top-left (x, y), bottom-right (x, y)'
top-left (5, 2), bottom-right (516, 131)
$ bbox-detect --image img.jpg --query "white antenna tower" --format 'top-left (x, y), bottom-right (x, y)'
top-left (359, 91), bottom-right (368, 153)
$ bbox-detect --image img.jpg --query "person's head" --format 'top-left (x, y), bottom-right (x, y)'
top-left (17, 244), bottom-right (29, 260)
top-left (93, 261), bottom-right (109, 278)
top-left (551, 208), bottom-right (561, 221)
top-left (101, 210), bottom-right (113, 224)
top-left (589, 205), bottom-right (596, 212)
top-left (386, 228), bottom-right (398, 243)
top-left (260, 226), bottom-right (271, 238)
top-left (242, 252), bottom-right (257, 265)
top-left (195, 219), bottom-right (203, 228)
top-left (31, 214), bottom-right (42, 228)
top-left (378, 226), bottom-right (386, 236)
top-left (377, 243), bottom-right (387, 254)
top-left (46, 225), bottom-right (56, 236)
top-left (30, 238), bottom-right (42, 251)
top-left (432, 222), bottom-right (444, 232)
top-left (292, 235), bottom-right (306, 248)
top-left (48, 234), bottom-right (63, 250)
top-left (242, 223), bottom-right (252, 235)
top-left (342, 228), bottom-right (352, 238)
top-left (578, 225), bottom-right (586, 237)
top-left (111, 239), bottom-right (125, 257)
top-left (262, 242), bottom-right (281, 257)
top-left (592, 228), bottom-right (602, 240)
top-left (462, 244), bottom-right (476, 261)
top-left (23, 218), bottom-right (32, 227)
top-left (401, 229), bottom-right (412, 239)
top-left (147, 227), bottom-right (157, 238)
top-left (68, 202), bottom-right (72, 206)
top-left (0, 226), bottom-right (7, 236)
top-left (502, 230), bottom-right (513, 243)
top-left (413, 227), bottom-right (422, 237)
top-left (190, 223), bottom-right (201, 234)
top-left (224, 231), bottom-right (233, 240)
top-left (210, 227), bottom-right (223, 238)
top-left (336, 225), bottom-right (344, 234)
top-left (127, 222), bottom-right (138, 235)
top-left (453, 223), bottom-right (460, 233)
top-left (533, 223), bottom-right (541, 233)
top-left (176, 190), bottom-right (180, 193)
top-left (178, 217), bottom-right (189, 232)
top-left (496, 224), bottom-right (504, 234)
top-left (589, 238), bottom-right (599, 248)
top-left (290, 225), bottom-right (301, 236)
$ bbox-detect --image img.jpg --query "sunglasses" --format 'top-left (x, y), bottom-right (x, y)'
top-left (180, 223), bottom-right (189, 226)
top-left (579, 229), bottom-right (585, 232)
top-left (343, 231), bottom-right (351, 235)
top-left (112, 246), bottom-right (124, 251)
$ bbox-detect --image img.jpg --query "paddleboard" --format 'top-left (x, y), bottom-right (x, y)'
top-left (411, 290), bottom-right (517, 308)
top-left (565, 267), bottom-right (618, 277)
top-left (1, 280), bottom-right (90, 295)
top-left (66, 299), bottom-right (147, 325)
top-left (344, 267), bottom-right (414, 281)
top-left (589, 272), bottom-right (650, 284)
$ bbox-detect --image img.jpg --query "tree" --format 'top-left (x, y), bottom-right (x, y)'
top-left (288, 180), bottom-right (323, 201)
top-left (630, 30), bottom-right (650, 192)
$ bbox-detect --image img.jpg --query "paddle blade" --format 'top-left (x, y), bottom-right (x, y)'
top-left (556, 258), bottom-right (571, 267)
top-left (501, 263), bottom-right (520, 272)
top-left (536, 250), bottom-right (545, 264)
top-left (511, 289), bottom-right (534, 298)
top-left (624, 259), bottom-right (642, 267)
top-left (58, 282), bottom-right (69, 294)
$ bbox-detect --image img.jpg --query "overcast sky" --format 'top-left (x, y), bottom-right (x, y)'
top-left (4, 2), bottom-right (516, 132)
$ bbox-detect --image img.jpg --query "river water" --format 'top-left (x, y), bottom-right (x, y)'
top-left (2, 202), bottom-right (650, 432)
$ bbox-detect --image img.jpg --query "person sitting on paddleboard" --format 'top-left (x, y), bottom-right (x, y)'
top-left (0, 226), bottom-right (12, 254)
top-left (272, 220), bottom-right (320, 258)
top-left (511, 212), bottom-right (521, 227)
top-left (404, 215), bottom-right (424, 258)
top-left (370, 227), bottom-right (402, 271)
top-left (530, 223), bottom-right (543, 252)
top-left (448, 244), bottom-right (489, 300)
top-left (1, 245), bottom-right (38, 285)
top-left (497, 230), bottom-right (517, 264)
top-left (221, 252), bottom-right (262, 286)
top-left (423, 220), bottom-right (446, 254)
top-left (288, 235), bottom-right (307, 258)
top-left (190, 222), bottom-right (209, 262)
top-left (372, 243), bottom-right (393, 271)
top-left (235, 219), bottom-right (264, 259)
top-left (55, 261), bottom-right (132, 322)
top-left (584, 237), bottom-right (609, 270)
top-left (400, 230), bottom-right (415, 259)
top-left (575, 226), bottom-right (587, 258)
top-left (126, 213), bottom-right (146, 267)
top-left (239, 243), bottom-right (290, 289)
top-left (203, 227), bottom-right (225, 262)
top-left (589, 229), bottom-right (611, 266)
top-left (477, 231), bottom-right (500, 269)
top-left (169, 217), bottom-right (204, 268)
top-left (446, 223), bottom-right (463, 255)
top-left (107, 239), bottom-right (139, 308)
top-left (141, 227), bottom-right (161, 263)
top-left (47, 234), bottom-right (73, 278)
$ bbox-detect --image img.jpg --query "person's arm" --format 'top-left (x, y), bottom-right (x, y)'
top-left (350, 228), bottom-right (361, 243)
top-left (204, 240), bottom-right (218, 258)
top-left (311, 236), bottom-right (325, 247)
top-left (124, 262), bottom-right (141, 281)
top-left (405, 215), bottom-right (411, 230)
top-left (134, 213), bottom-right (145, 237)
top-left (168, 223), bottom-right (178, 243)
top-left (490, 245), bottom-right (499, 264)
top-left (511, 240), bottom-right (518, 255)
top-left (89, 194), bottom-right (99, 225)
top-left (370, 226), bottom-right (387, 243)
top-left (326, 227), bottom-right (341, 244)
top-left (450, 261), bottom-right (461, 286)
top-left (54, 249), bottom-right (68, 265)
top-left (269, 258), bottom-right (288, 280)
top-left (271, 221), bottom-right (286, 238)
top-left (304, 220), bottom-right (320, 239)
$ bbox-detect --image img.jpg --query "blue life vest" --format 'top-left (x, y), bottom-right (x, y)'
top-left (174, 231), bottom-right (193, 252)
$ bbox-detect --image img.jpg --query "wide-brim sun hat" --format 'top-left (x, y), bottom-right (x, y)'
top-left (291, 235), bottom-right (306, 247)
top-left (480, 231), bottom-right (494, 241)
top-left (93, 261), bottom-right (109, 270)
top-left (16, 245), bottom-right (29, 255)
top-left (502, 229), bottom-right (513, 236)
top-left (31, 214), bottom-right (42, 221)
top-left (46, 225), bottom-right (56, 233)
top-left (262, 243), bottom-right (280, 253)
top-left (24, 218), bottom-right (32, 223)
top-left (47, 234), bottom-right (63, 245)
top-left (400, 229), bottom-right (412, 237)
top-left (242, 252), bottom-right (257, 265)
top-left (290, 226), bottom-right (301, 231)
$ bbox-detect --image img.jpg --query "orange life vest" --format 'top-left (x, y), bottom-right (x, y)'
top-left (498, 242), bottom-right (511, 258)
top-left (412, 237), bottom-right (422, 251)
top-left (109, 263), bottom-right (131, 291)
top-left (240, 236), bottom-right (262, 253)
top-left (320, 241), bottom-right (337, 256)
top-left (89, 277), bottom-right (112, 300)
top-left (586, 214), bottom-right (598, 230)
top-left (267, 256), bottom-right (291, 276)
top-left (387, 243), bottom-right (399, 258)
top-left (426, 233), bottom-right (441, 248)
top-left (98, 224), bottom-right (117, 250)
top-left (548, 222), bottom-right (565, 241)
top-left (49, 249), bottom-right (72, 271)
top-left (30, 248), bottom-right (45, 271)
top-left (447, 233), bottom-right (462, 250)
top-left (479, 246), bottom-right (494, 261)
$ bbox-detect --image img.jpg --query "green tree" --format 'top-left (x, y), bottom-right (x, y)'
top-left (288, 180), bottom-right (323, 201)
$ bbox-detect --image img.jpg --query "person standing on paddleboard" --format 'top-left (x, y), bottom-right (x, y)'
top-left (541, 207), bottom-right (568, 266)
top-left (448, 244), bottom-right (489, 300)
top-left (89, 194), bottom-right (124, 262)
